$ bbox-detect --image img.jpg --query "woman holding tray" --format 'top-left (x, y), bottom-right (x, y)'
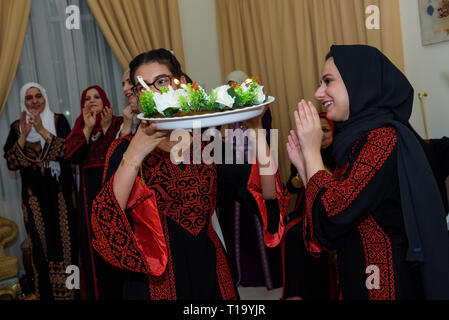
top-left (90, 48), bottom-right (289, 300)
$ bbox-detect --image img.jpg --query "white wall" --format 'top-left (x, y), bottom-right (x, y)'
top-left (400, 0), bottom-right (449, 139)
top-left (177, 0), bottom-right (222, 91)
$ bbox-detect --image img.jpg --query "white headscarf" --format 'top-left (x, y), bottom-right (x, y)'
top-left (20, 82), bottom-right (61, 179)
top-left (225, 70), bottom-right (249, 84)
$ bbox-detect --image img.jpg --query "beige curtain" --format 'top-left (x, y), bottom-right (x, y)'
top-left (0, 0), bottom-right (32, 116)
top-left (216, 0), bottom-right (404, 184)
top-left (87, 0), bottom-right (185, 70)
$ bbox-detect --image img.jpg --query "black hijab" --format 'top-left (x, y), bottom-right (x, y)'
top-left (330, 44), bottom-right (449, 299)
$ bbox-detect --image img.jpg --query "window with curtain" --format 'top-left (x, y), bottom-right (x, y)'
top-left (0, 0), bottom-right (126, 275)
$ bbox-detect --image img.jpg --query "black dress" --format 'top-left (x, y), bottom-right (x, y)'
top-left (305, 126), bottom-right (425, 300)
top-left (281, 160), bottom-right (337, 300)
top-left (3, 114), bottom-right (77, 300)
top-left (65, 116), bottom-right (123, 300)
top-left (90, 135), bottom-right (289, 300)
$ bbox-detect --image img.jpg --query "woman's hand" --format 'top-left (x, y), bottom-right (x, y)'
top-left (100, 106), bottom-right (113, 134)
top-left (83, 107), bottom-right (96, 130)
top-left (294, 100), bottom-right (323, 157)
top-left (29, 113), bottom-right (50, 140)
top-left (19, 111), bottom-right (32, 138)
top-left (18, 111), bottom-right (32, 148)
top-left (120, 105), bottom-right (136, 136)
top-left (82, 107), bottom-right (95, 141)
top-left (242, 106), bottom-right (266, 130)
top-left (112, 120), bottom-right (168, 211)
top-left (293, 100), bottom-right (325, 184)
top-left (30, 114), bottom-right (47, 139)
top-left (125, 121), bottom-right (169, 165)
top-left (286, 130), bottom-right (306, 182)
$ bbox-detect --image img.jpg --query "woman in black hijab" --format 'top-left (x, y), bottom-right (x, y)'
top-left (286, 44), bottom-right (449, 300)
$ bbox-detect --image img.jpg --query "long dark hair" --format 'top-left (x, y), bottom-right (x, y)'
top-left (129, 48), bottom-right (185, 86)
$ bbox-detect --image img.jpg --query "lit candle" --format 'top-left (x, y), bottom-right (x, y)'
top-left (137, 76), bottom-right (150, 91)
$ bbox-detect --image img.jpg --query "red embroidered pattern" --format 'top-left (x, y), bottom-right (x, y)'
top-left (357, 216), bottom-right (396, 300)
top-left (140, 148), bottom-right (218, 236)
top-left (91, 178), bottom-right (150, 274)
top-left (303, 127), bottom-right (397, 257)
top-left (207, 223), bottom-right (237, 300)
top-left (321, 127), bottom-right (397, 217)
top-left (304, 171), bottom-right (329, 257)
top-left (148, 214), bottom-right (177, 300)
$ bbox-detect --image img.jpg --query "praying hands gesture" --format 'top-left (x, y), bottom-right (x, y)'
top-left (18, 111), bottom-right (51, 148)
top-left (29, 112), bottom-right (47, 138)
top-left (286, 129), bottom-right (306, 183)
top-left (287, 100), bottom-right (325, 185)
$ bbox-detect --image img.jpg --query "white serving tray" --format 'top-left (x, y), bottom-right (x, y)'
top-left (137, 96), bottom-right (275, 129)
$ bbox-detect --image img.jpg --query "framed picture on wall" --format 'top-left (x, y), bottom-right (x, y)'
top-left (418, 0), bottom-right (449, 45)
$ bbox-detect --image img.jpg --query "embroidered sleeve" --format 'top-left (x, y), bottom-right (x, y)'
top-left (247, 162), bottom-right (290, 247)
top-left (303, 127), bottom-right (398, 255)
top-left (4, 142), bottom-right (33, 170)
top-left (126, 177), bottom-right (168, 276)
top-left (91, 175), bottom-right (150, 274)
top-left (3, 123), bottom-right (32, 170)
top-left (92, 134), bottom-right (167, 276)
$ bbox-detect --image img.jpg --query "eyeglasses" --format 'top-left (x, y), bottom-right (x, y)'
top-left (132, 74), bottom-right (173, 96)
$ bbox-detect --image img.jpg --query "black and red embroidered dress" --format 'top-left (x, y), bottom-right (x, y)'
top-left (91, 136), bottom-right (289, 300)
top-left (65, 111), bottom-right (123, 300)
top-left (304, 126), bottom-right (425, 300)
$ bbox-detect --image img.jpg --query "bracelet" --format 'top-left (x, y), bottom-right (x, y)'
top-left (291, 173), bottom-right (303, 188)
top-left (120, 154), bottom-right (141, 172)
